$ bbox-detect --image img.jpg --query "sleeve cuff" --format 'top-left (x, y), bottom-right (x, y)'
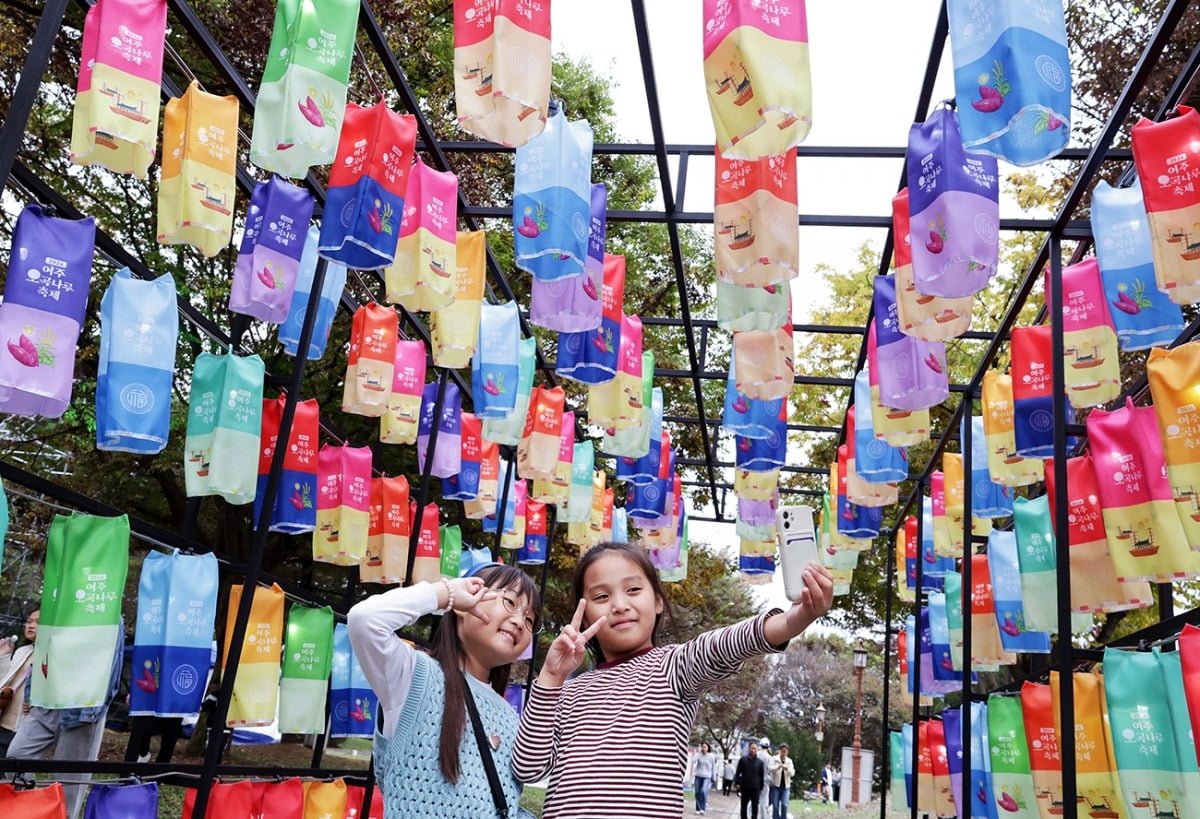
top-left (759, 608), bottom-right (791, 653)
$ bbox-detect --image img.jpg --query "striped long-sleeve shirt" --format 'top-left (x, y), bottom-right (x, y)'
top-left (512, 610), bottom-right (784, 818)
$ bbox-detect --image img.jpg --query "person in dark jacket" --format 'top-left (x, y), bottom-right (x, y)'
top-left (734, 741), bottom-right (766, 819)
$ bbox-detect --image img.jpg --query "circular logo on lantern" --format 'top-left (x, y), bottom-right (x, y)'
top-left (974, 212), bottom-right (998, 244)
top-left (334, 700), bottom-right (350, 722)
top-left (120, 383), bottom-right (155, 415)
top-left (1035, 55), bottom-right (1067, 92)
top-left (563, 333), bottom-right (583, 355)
top-left (572, 211), bottom-right (588, 242)
top-left (1030, 409), bottom-right (1053, 432)
top-left (172, 664), bottom-right (200, 697)
top-left (463, 469), bottom-right (478, 488)
top-left (867, 439), bottom-right (888, 459)
top-left (644, 483), bottom-right (661, 502)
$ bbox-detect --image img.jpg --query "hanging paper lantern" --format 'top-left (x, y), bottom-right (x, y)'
top-left (384, 158), bottom-right (458, 312)
top-left (69, 0), bottom-right (166, 178)
top-left (253, 395), bottom-right (319, 534)
top-left (966, 414), bottom-right (1015, 518)
top-left (304, 781), bottom-right (348, 819)
top-left (221, 583), bottom-right (284, 726)
top-left (500, 477), bottom-right (528, 553)
top-left (948, 0), bottom-right (1071, 164)
top-left (230, 177), bottom-right (315, 324)
top-left (249, 0), bottom-right (357, 178)
top-left (988, 530), bottom-right (1051, 653)
top-left (482, 336), bottom-right (536, 445)
top-left (866, 325), bottom-right (930, 447)
top-left (318, 101), bottom-right (417, 269)
top-left (1013, 496), bottom-right (1091, 634)
top-left (343, 303), bottom-right (397, 418)
top-left (531, 182), bottom-right (606, 332)
top-left (969, 554), bottom-right (1015, 669)
top-left (343, 786), bottom-right (384, 819)
top-left (440, 524), bottom-right (463, 579)
top-left (926, 717), bottom-right (956, 818)
top-left (723, 361), bottom-right (783, 440)
top-left (453, 0), bottom-right (551, 146)
top-left (185, 352), bottom-right (265, 505)
top-left (519, 500), bottom-right (548, 564)
top-left (313, 444), bottom-right (373, 566)
top-left (986, 695), bottom-right (1039, 818)
top-left (96, 268), bottom-right (177, 453)
top-left (943, 709), bottom-right (966, 817)
top-left (617, 391), bottom-right (663, 487)
top-left (943, 572), bottom-right (966, 671)
top-left (915, 495), bottom-right (952, 581)
top-left (277, 604), bottom-right (333, 735)
top-left (249, 779), bottom-right (304, 819)
top-left (717, 279), bottom-right (790, 333)
top-left (889, 732), bottom-right (909, 814)
top-left (702, 0), bottom-right (811, 157)
top-left (432, 230), bottom-right (487, 368)
top-left (873, 275), bottom-right (949, 411)
top-left (412, 502), bottom-right (443, 584)
top-left (1044, 455), bottom-right (1153, 613)
top-left (588, 313), bottom-right (644, 431)
top-left (737, 400), bottom-right (788, 473)
top-left (32, 513), bottom-right (128, 708)
top-left (629, 439), bottom-right (674, 522)
top-left (1147, 340), bottom-right (1200, 547)
top-left (892, 188), bottom-right (973, 341)
top-left (927, 592), bottom-right (955, 682)
top-left (929, 472), bottom-right (953, 558)
top-left (906, 105), bottom-right (1000, 298)
top-left (914, 719), bottom-right (936, 812)
top-left (966, 703), bottom-right (999, 819)
top-left (278, 226), bottom-right (348, 360)
top-left (518, 386), bottom-right (565, 480)
top-left (942, 454), bottom-right (965, 556)
top-left (981, 371), bottom-right (1043, 487)
top-left (557, 253), bottom-right (625, 384)
top-left (1021, 683), bottom-right (1065, 807)
top-left (380, 339), bottom-right (427, 446)
top-left (916, 607), bottom-right (958, 697)
top-left (157, 81), bottom-right (238, 257)
top-left (182, 782), bottom-right (256, 819)
top-left (463, 438), bottom-right (500, 520)
top-left (444, 413), bottom-right (482, 502)
top-left (1131, 106), bottom-right (1200, 301)
top-left (416, 381), bottom-right (463, 479)
top-left (1050, 671), bottom-right (1127, 819)
top-left (732, 326), bottom-right (793, 402)
top-left (513, 107), bottom-right (593, 280)
top-left (1087, 398), bottom-right (1200, 583)
top-left (1055, 258), bottom-right (1121, 406)
top-left (474, 300), bottom-right (522, 419)
top-left (1092, 180), bottom-right (1185, 347)
top-left (568, 471), bottom-right (603, 550)
top-left (713, 148), bottom-right (798, 287)
top-left (130, 550), bottom-right (217, 718)
top-left (532, 409), bottom-right (574, 505)
top-left (1010, 325), bottom-right (1077, 458)
top-left (0, 204), bottom-right (95, 418)
top-left (85, 782), bottom-right (158, 819)
top-left (331, 623), bottom-right (378, 738)
top-left (734, 466), bottom-right (779, 502)
top-left (560, 441), bottom-right (595, 524)
top-left (739, 537), bottom-right (775, 581)
top-left (834, 456), bottom-right (882, 540)
top-left (853, 369), bottom-right (906, 483)
top-left (361, 475), bottom-right (411, 584)
top-left (611, 505), bottom-right (629, 544)
top-left (602, 352), bottom-right (654, 458)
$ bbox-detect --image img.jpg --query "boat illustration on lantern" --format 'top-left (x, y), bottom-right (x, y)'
top-left (318, 520), bottom-right (340, 543)
top-left (462, 55), bottom-right (493, 96)
top-left (189, 180), bottom-right (232, 216)
top-left (993, 444), bottom-right (1025, 466)
top-left (1115, 522), bottom-right (1158, 557)
top-left (188, 450), bottom-right (211, 478)
top-left (1066, 342), bottom-right (1106, 371)
top-left (1166, 226), bottom-right (1200, 262)
top-left (359, 368), bottom-right (388, 392)
top-left (713, 61), bottom-right (754, 106)
top-left (1171, 485), bottom-right (1200, 522)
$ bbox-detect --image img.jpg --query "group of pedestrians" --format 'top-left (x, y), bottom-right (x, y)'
top-left (726, 740), bottom-right (795, 819)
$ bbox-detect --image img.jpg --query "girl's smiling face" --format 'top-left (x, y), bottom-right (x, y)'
top-left (581, 553), bottom-right (664, 663)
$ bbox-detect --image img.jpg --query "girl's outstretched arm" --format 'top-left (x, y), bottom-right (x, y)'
top-left (763, 563), bottom-right (835, 646)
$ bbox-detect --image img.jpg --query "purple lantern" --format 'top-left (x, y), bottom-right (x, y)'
top-left (230, 176), bottom-right (315, 324)
top-left (417, 381), bottom-right (462, 479)
top-left (872, 275), bottom-right (949, 411)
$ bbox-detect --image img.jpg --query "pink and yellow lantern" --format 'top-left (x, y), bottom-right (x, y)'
top-left (385, 158), bottom-right (459, 313)
top-left (313, 444), bottom-right (372, 566)
top-left (1055, 258), bottom-right (1120, 407)
top-left (380, 339), bottom-right (426, 446)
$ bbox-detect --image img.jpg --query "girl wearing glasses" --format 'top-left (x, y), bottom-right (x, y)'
top-left (348, 563), bottom-right (540, 819)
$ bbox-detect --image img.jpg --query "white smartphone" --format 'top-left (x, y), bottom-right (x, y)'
top-left (775, 504), bottom-right (819, 602)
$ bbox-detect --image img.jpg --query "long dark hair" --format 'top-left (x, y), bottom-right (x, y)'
top-left (430, 564), bottom-right (540, 784)
top-left (571, 541), bottom-right (673, 663)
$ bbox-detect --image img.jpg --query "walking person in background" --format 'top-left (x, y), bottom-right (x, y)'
top-left (768, 743), bottom-right (795, 819)
top-left (0, 607), bottom-right (37, 757)
top-left (693, 741), bottom-right (717, 813)
top-left (734, 742), bottom-right (766, 819)
top-left (820, 762), bottom-right (833, 804)
top-left (722, 757), bottom-right (737, 796)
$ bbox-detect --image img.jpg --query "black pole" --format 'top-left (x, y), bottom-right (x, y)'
top-left (880, 525), bottom-right (895, 819)
top-left (524, 511), bottom-right (557, 704)
top-left (492, 457), bottom-right (515, 559)
top-left (960, 403), bottom-right (975, 813)
top-left (403, 368), bottom-right (449, 586)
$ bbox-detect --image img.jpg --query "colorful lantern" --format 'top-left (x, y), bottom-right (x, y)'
top-left (834, 456), bottom-right (882, 540)
top-left (385, 158), bottom-right (458, 312)
top-left (412, 502), bottom-right (443, 584)
top-left (916, 607), bottom-right (959, 697)
top-left (130, 550), bottom-right (217, 718)
top-left (343, 786), bottom-right (384, 819)
top-left (520, 499), bottom-right (548, 564)
top-left (331, 624), bottom-right (377, 738)
top-left (926, 718), bottom-right (957, 818)
top-left (0, 204), bottom-right (95, 418)
top-left (380, 339), bottom-right (426, 446)
top-left (445, 413), bottom-right (483, 502)
top-left (278, 226), bottom-right (347, 360)
top-left (253, 395), bottom-right (319, 534)
top-left (453, 0), bottom-right (551, 146)
top-left (872, 275), bottom-right (949, 411)
top-left (1044, 455), bottom-right (1153, 613)
top-left (732, 326), bottom-right (793, 402)
top-left (249, 0), bottom-right (357, 178)
top-left (513, 107), bottom-right (593, 281)
top-left (1055, 258), bottom-right (1121, 406)
top-left (499, 477), bottom-right (528, 553)
top-left (560, 441), bottom-right (594, 524)
top-left (230, 177), bottom-right (314, 324)
top-left (967, 414), bottom-right (1015, 518)
top-left (892, 188), bottom-right (973, 341)
top-left (1010, 325), bottom-right (1075, 459)
top-left (463, 438), bottom-right (500, 520)
top-left (157, 81), bottom-right (238, 257)
top-left (981, 371), bottom-right (1043, 487)
top-left (70, 0), bottom-right (166, 178)
top-left (1087, 398), bottom-right (1200, 583)
top-left (304, 781), bottom-right (348, 819)
top-left (602, 353), bottom-right (654, 458)
top-left (517, 386), bottom-right (565, 480)
top-left (1049, 671), bottom-right (1126, 819)
top-left (1092, 180), bottom-right (1185, 347)
top-left (440, 524), bottom-right (463, 579)
top-left (416, 381), bottom-right (463, 479)
top-left (313, 444), bottom-right (372, 566)
top-left (530, 182), bottom-right (606, 332)
top-left (739, 537), bottom-right (775, 581)
top-left (866, 325), bottom-right (931, 447)
top-left (532, 409), bottom-right (574, 505)
top-left (361, 475), bottom-right (411, 585)
top-left (987, 695), bottom-right (1039, 819)
top-left (890, 732), bottom-right (910, 813)
top-left (1147, 340), bottom-right (1200, 547)
top-left (723, 359), bottom-right (784, 440)
top-left (481, 336), bottom-right (536, 445)
top-left (32, 514), bottom-right (128, 708)
top-left (702, 0), bottom-right (811, 157)
top-left (431, 230), bottom-right (486, 368)
top-left (1130, 106), bottom-right (1200, 301)
top-left (222, 583), bottom-right (283, 726)
top-left (249, 779), bottom-right (304, 819)
top-left (84, 782), bottom-right (158, 819)
top-left (942, 710), bottom-right (966, 819)
top-left (988, 530), bottom-right (1051, 653)
top-left (713, 148), bottom-right (798, 287)
top-left (970, 553), bottom-right (1016, 669)
top-left (942, 455), bottom-right (965, 552)
top-left (733, 467), bottom-right (779, 502)
top-left (557, 253), bottom-right (624, 384)
top-left (738, 401), bottom-right (788, 474)
top-left (929, 471), bottom-right (952, 558)
top-left (588, 314), bottom-right (644, 431)
top-left (318, 101), bottom-right (416, 269)
top-left (948, 0), bottom-right (1071, 165)
top-left (717, 279), bottom-right (790, 333)
top-left (343, 303), bottom-right (398, 417)
top-left (184, 352), bottom-right (265, 505)
top-left (943, 572), bottom-right (965, 671)
top-left (906, 105), bottom-right (1000, 298)
top-left (97, 268), bottom-right (177, 453)
top-left (278, 604), bottom-right (333, 735)
top-left (474, 300), bottom-right (522, 419)
top-left (611, 505), bottom-right (629, 544)
top-left (182, 782), bottom-right (255, 819)
top-left (1012, 496), bottom-right (1076, 633)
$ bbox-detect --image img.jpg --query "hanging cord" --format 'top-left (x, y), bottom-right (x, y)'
top-left (354, 42), bottom-right (385, 103)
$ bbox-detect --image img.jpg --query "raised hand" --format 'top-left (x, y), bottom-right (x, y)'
top-left (537, 599), bottom-right (607, 688)
top-left (444, 577), bottom-right (491, 622)
top-left (765, 563), bottom-right (835, 645)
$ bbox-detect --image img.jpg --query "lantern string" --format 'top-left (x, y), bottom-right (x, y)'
top-left (354, 43), bottom-right (384, 103)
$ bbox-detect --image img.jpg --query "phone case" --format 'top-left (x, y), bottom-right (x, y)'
top-left (776, 504), bottom-right (818, 601)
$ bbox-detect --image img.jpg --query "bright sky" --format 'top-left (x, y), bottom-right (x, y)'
top-left (552, 0), bottom-right (954, 610)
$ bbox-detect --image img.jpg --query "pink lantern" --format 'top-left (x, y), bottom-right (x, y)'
top-left (380, 339), bottom-right (427, 446)
top-left (556, 253), bottom-right (625, 384)
top-left (385, 158), bottom-right (459, 313)
top-left (714, 148), bottom-right (798, 287)
top-left (1055, 258), bottom-right (1120, 407)
top-left (532, 410), bottom-right (574, 506)
top-left (343, 304), bottom-right (397, 418)
top-left (230, 177), bottom-right (315, 324)
top-left (313, 444), bottom-right (373, 566)
top-left (588, 313), bottom-right (643, 431)
top-left (464, 438), bottom-right (501, 520)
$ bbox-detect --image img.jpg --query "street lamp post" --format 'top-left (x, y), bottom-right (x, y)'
top-left (849, 643), bottom-right (869, 807)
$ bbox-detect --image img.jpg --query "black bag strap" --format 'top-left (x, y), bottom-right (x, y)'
top-left (463, 674), bottom-right (510, 819)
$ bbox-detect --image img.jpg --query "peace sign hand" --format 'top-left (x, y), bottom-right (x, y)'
top-left (537, 599), bottom-right (607, 688)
